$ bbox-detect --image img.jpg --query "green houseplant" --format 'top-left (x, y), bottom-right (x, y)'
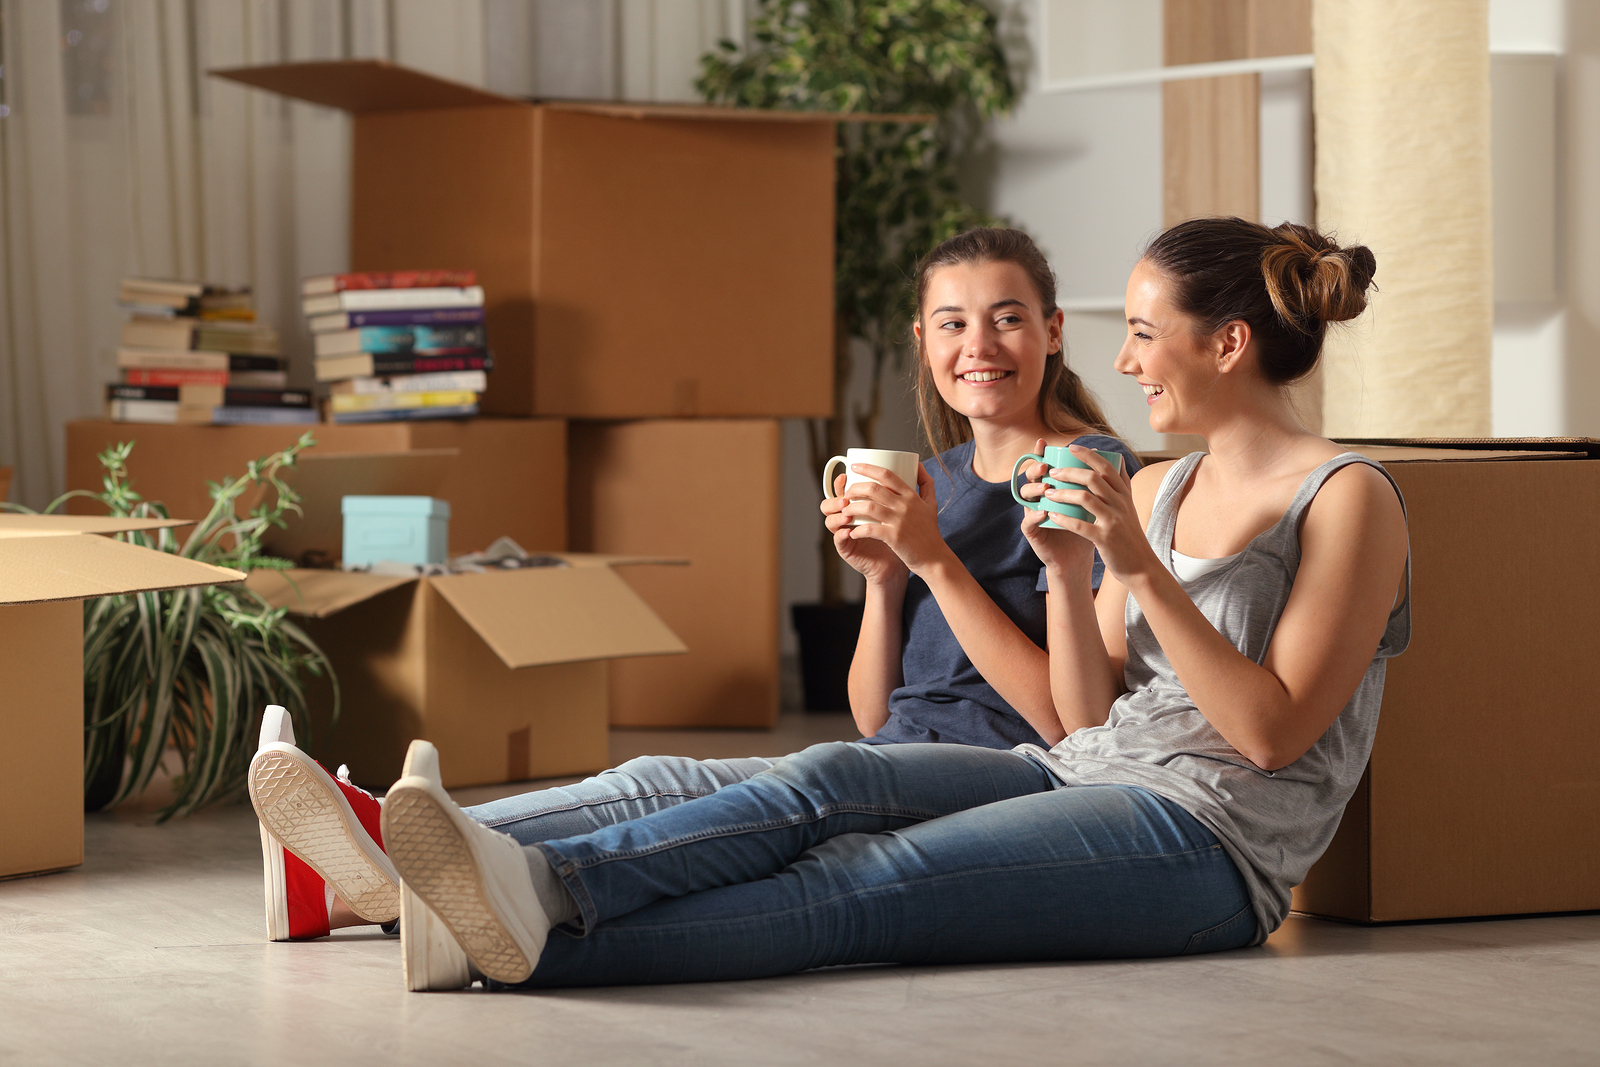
top-left (698, 0), bottom-right (1017, 706)
top-left (4, 435), bottom-right (336, 819)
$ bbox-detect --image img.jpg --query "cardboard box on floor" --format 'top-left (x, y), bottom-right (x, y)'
top-left (568, 419), bottom-right (781, 728)
top-left (246, 555), bottom-right (686, 789)
top-left (208, 60), bottom-right (889, 420)
top-left (66, 417), bottom-right (567, 557)
top-left (0, 515), bottom-right (244, 879)
top-left (1290, 439), bottom-right (1600, 922)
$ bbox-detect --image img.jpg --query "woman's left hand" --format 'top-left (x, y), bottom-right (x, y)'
top-left (1039, 445), bottom-right (1158, 585)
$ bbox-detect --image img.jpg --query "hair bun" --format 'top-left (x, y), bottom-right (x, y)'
top-left (1262, 224), bottom-right (1377, 330)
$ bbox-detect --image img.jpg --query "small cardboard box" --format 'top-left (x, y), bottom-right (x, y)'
top-left (568, 419), bottom-right (781, 728)
top-left (209, 60), bottom-right (847, 420)
top-left (1291, 439), bottom-right (1600, 921)
top-left (0, 515), bottom-right (245, 879)
top-left (66, 417), bottom-right (567, 556)
top-left (246, 555), bottom-right (686, 789)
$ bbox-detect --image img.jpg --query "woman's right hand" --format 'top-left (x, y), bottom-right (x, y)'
top-left (821, 475), bottom-right (909, 586)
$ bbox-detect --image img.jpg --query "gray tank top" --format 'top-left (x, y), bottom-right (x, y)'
top-left (1017, 452), bottom-right (1412, 941)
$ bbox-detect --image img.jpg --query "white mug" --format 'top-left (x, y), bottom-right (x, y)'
top-left (822, 448), bottom-right (922, 526)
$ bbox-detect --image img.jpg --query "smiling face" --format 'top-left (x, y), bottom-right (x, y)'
top-left (915, 259), bottom-right (1062, 433)
top-left (1114, 260), bottom-right (1227, 436)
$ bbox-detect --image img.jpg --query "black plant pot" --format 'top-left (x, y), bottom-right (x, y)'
top-left (83, 727), bottom-right (127, 813)
top-left (790, 601), bottom-right (865, 712)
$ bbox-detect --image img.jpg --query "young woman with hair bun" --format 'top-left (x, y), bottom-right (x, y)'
top-left (350, 215), bottom-right (1410, 990)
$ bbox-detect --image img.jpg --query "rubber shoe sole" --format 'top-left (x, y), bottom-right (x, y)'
top-left (383, 777), bottom-right (548, 986)
top-left (249, 745), bottom-right (401, 924)
top-left (400, 884), bottom-right (475, 991)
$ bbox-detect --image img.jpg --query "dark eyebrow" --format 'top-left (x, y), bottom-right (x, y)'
top-left (931, 298), bottom-right (1029, 316)
top-left (1128, 316), bottom-right (1155, 327)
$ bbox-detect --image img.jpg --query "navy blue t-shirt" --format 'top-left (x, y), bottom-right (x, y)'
top-left (860, 434), bottom-right (1142, 750)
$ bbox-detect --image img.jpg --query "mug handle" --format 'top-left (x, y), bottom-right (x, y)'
top-left (1010, 453), bottom-right (1045, 508)
top-left (822, 455), bottom-right (849, 499)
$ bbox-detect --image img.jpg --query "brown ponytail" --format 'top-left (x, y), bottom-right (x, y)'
top-left (1144, 218), bottom-right (1377, 385)
top-left (912, 227), bottom-right (1117, 454)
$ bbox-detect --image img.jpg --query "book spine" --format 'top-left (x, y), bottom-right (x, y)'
top-left (336, 370), bottom-right (489, 395)
top-left (117, 347), bottom-right (229, 371)
top-left (222, 388), bottom-right (314, 408)
top-left (331, 404), bottom-right (479, 424)
top-left (329, 389), bottom-right (478, 413)
top-left (108, 384), bottom-right (180, 402)
top-left (209, 406), bottom-right (321, 425)
top-left (303, 285), bottom-right (485, 315)
top-left (316, 352), bottom-right (495, 381)
top-left (310, 307), bottom-right (485, 332)
top-left (122, 368), bottom-right (229, 387)
top-left (318, 325), bottom-right (485, 357)
top-left (326, 269), bottom-right (477, 292)
top-left (227, 354), bottom-right (287, 372)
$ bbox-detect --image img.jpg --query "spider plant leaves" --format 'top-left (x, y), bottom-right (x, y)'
top-left (33, 432), bottom-right (339, 820)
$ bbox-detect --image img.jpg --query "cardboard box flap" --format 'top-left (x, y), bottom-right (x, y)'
top-left (210, 60), bottom-right (932, 124)
top-left (428, 566), bottom-right (686, 670)
top-left (210, 60), bottom-right (523, 113)
top-left (1338, 436), bottom-right (1600, 458)
top-left (551, 552), bottom-right (690, 569)
top-left (0, 534), bottom-right (244, 606)
top-left (0, 514), bottom-right (194, 538)
top-left (244, 568), bottom-right (418, 618)
top-left (540, 100), bottom-right (933, 124)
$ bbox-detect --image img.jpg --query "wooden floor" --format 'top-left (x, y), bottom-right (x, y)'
top-left (3, 713), bottom-right (1598, 1066)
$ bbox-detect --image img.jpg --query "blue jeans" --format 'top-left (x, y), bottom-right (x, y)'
top-left (464, 754), bottom-right (780, 843)
top-left (511, 742), bottom-right (1257, 988)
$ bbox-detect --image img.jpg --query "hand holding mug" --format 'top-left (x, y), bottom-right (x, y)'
top-left (820, 448), bottom-right (947, 576)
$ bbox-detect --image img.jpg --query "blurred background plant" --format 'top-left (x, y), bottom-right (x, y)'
top-left (2, 434), bottom-right (336, 819)
top-left (698, 0), bottom-right (1018, 607)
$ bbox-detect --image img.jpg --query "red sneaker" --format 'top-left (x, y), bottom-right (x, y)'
top-left (250, 706), bottom-right (401, 938)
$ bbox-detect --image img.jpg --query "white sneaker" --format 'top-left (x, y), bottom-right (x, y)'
top-left (383, 740), bottom-right (551, 987)
top-left (249, 706), bottom-right (401, 926)
top-left (400, 884), bottom-right (477, 992)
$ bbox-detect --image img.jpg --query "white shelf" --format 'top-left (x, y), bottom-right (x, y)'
top-left (1039, 54), bottom-right (1312, 95)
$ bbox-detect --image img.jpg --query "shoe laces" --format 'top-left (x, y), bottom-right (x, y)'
top-left (336, 764), bottom-right (380, 803)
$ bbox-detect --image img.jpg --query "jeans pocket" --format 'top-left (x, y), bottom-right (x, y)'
top-left (1181, 904), bottom-right (1257, 955)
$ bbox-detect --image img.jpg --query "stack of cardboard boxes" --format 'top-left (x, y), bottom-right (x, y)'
top-left (67, 59), bottom-right (843, 786)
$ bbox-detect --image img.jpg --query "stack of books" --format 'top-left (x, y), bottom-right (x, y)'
top-left (109, 278), bottom-right (314, 425)
top-left (304, 270), bottom-right (490, 423)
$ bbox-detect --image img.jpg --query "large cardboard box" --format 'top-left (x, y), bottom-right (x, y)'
top-left (1292, 439), bottom-right (1600, 921)
top-left (66, 417), bottom-right (567, 557)
top-left (246, 555), bottom-right (686, 789)
top-left (0, 515), bottom-right (244, 878)
top-left (211, 60), bottom-right (845, 420)
top-left (568, 419), bottom-right (781, 728)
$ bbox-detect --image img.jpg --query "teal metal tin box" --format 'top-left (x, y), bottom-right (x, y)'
top-left (341, 495), bottom-right (450, 567)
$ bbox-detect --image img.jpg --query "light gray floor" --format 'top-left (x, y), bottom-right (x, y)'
top-left (3, 714), bottom-right (1598, 1067)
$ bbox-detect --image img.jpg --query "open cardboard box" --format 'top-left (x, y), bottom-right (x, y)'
top-left (207, 60), bottom-right (924, 419)
top-left (1287, 438), bottom-right (1600, 921)
top-left (0, 515), bottom-right (245, 879)
top-left (246, 554), bottom-right (687, 789)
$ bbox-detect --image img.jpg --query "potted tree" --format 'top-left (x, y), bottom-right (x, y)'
top-left (6, 435), bottom-right (336, 819)
top-left (698, 0), bottom-right (1017, 709)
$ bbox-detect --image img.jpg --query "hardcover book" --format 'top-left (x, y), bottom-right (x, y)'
top-left (307, 307), bottom-right (485, 333)
top-left (328, 389), bottom-right (478, 414)
top-left (301, 285), bottom-right (484, 317)
top-left (331, 403), bottom-right (479, 424)
top-left (327, 370), bottom-right (488, 395)
top-left (313, 324), bottom-right (486, 358)
top-left (301, 269), bottom-right (477, 296)
top-left (314, 351), bottom-right (494, 382)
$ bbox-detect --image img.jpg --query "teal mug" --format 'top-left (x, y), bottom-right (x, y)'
top-left (1010, 446), bottom-right (1125, 528)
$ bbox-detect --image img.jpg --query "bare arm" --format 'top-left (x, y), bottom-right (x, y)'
top-left (1047, 451), bottom-right (1408, 770)
top-left (846, 571), bottom-right (908, 736)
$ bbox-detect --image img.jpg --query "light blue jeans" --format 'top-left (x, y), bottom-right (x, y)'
top-left (464, 754), bottom-right (781, 843)
top-left (505, 741), bottom-right (1258, 988)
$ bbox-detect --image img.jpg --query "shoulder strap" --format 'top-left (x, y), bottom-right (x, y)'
top-left (1144, 452), bottom-right (1206, 567)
